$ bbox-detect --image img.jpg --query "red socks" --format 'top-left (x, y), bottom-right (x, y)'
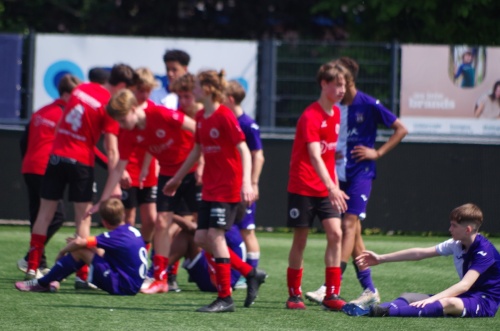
top-left (215, 260), bottom-right (232, 298)
top-left (27, 234), bottom-right (46, 271)
top-left (287, 267), bottom-right (303, 297)
top-left (229, 248), bottom-right (253, 277)
top-left (153, 255), bottom-right (169, 281)
top-left (325, 266), bottom-right (342, 296)
top-left (76, 264), bottom-right (89, 281)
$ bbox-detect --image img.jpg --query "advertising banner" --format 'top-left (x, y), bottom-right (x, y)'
top-left (0, 34), bottom-right (23, 119)
top-left (400, 45), bottom-right (500, 138)
top-left (34, 34), bottom-right (258, 117)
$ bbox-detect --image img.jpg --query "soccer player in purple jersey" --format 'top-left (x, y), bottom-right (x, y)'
top-left (349, 203), bottom-right (500, 318)
top-left (15, 198), bottom-right (147, 295)
top-left (306, 57), bottom-right (408, 308)
top-left (224, 80), bottom-right (265, 283)
top-left (170, 224), bottom-right (246, 292)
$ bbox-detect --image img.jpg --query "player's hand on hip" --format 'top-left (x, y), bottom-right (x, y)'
top-left (351, 145), bottom-right (379, 162)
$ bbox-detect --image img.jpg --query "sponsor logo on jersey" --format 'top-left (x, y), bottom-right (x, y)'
top-left (320, 140), bottom-right (337, 154)
top-left (355, 112), bottom-right (364, 123)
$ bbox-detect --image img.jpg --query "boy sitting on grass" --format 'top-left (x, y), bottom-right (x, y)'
top-left (15, 198), bottom-right (147, 295)
top-left (344, 203), bottom-right (500, 318)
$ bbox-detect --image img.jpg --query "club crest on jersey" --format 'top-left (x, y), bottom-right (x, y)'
top-left (355, 112), bottom-right (364, 123)
top-left (210, 128), bottom-right (220, 138)
top-left (156, 129), bottom-right (166, 138)
top-left (289, 208), bottom-right (300, 219)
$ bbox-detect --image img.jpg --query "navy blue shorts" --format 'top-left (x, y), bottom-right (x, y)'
top-left (340, 179), bottom-right (372, 220)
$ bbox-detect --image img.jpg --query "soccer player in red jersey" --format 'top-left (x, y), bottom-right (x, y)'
top-left (24, 64), bottom-right (138, 288)
top-left (92, 88), bottom-right (196, 294)
top-left (163, 69), bottom-right (267, 313)
top-left (121, 68), bottom-right (158, 245)
top-left (18, 74), bottom-right (81, 278)
top-left (285, 62), bottom-right (349, 311)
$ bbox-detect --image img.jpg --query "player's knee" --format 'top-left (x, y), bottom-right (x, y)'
top-left (325, 228), bottom-right (342, 243)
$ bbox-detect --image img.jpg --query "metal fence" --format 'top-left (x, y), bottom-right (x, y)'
top-left (258, 39), bottom-right (400, 132)
top-left (3, 33), bottom-right (401, 133)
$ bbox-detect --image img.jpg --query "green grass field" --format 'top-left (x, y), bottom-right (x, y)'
top-left (1, 225), bottom-right (499, 330)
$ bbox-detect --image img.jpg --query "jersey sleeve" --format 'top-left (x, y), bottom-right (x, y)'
top-left (373, 101), bottom-right (397, 128)
top-left (469, 245), bottom-right (496, 274)
top-left (102, 112), bottom-right (120, 135)
top-left (223, 112), bottom-right (245, 145)
top-left (245, 122), bottom-right (263, 151)
top-left (435, 239), bottom-right (456, 256)
top-left (302, 112), bottom-right (321, 143)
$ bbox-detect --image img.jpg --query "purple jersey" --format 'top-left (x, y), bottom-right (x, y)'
top-left (94, 225), bottom-right (147, 294)
top-left (436, 235), bottom-right (500, 303)
top-left (338, 91), bottom-right (397, 180)
top-left (237, 113), bottom-right (263, 151)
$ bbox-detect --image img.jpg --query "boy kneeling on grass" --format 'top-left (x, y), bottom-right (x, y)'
top-left (15, 198), bottom-right (147, 295)
top-left (344, 203), bottom-right (500, 318)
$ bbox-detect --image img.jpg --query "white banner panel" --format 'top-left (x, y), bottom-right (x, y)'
top-left (400, 44), bottom-right (500, 138)
top-left (34, 34), bottom-right (258, 117)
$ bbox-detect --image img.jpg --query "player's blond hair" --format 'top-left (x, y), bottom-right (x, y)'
top-left (99, 198), bottom-right (125, 226)
top-left (135, 67), bottom-right (158, 90)
top-left (106, 89), bottom-right (138, 119)
top-left (450, 203), bottom-right (483, 232)
top-left (225, 80), bottom-right (246, 105)
top-left (197, 69), bottom-right (227, 103)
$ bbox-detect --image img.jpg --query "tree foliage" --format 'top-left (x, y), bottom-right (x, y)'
top-left (0, 0), bottom-right (498, 44)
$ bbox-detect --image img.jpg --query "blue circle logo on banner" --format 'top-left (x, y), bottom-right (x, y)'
top-left (44, 60), bottom-right (85, 99)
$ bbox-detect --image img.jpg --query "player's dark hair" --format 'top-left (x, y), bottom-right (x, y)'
top-left (488, 81), bottom-right (500, 104)
top-left (88, 67), bottom-right (110, 85)
top-left (108, 63), bottom-right (139, 88)
top-left (99, 198), bottom-right (125, 226)
top-left (225, 80), bottom-right (246, 105)
top-left (57, 74), bottom-right (81, 96)
top-left (450, 203), bottom-right (483, 231)
top-left (163, 49), bottom-right (190, 66)
top-left (170, 73), bottom-right (195, 93)
top-left (336, 57), bottom-right (359, 82)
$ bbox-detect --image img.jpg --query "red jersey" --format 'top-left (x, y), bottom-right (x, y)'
top-left (118, 104), bottom-right (194, 176)
top-left (21, 99), bottom-right (66, 175)
top-left (51, 83), bottom-right (119, 166)
top-left (287, 102), bottom-right (340, 197)
top-left (124, 146), bottom-right (158, 188)
top-left (195, 104), bottom-right (245, 203)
